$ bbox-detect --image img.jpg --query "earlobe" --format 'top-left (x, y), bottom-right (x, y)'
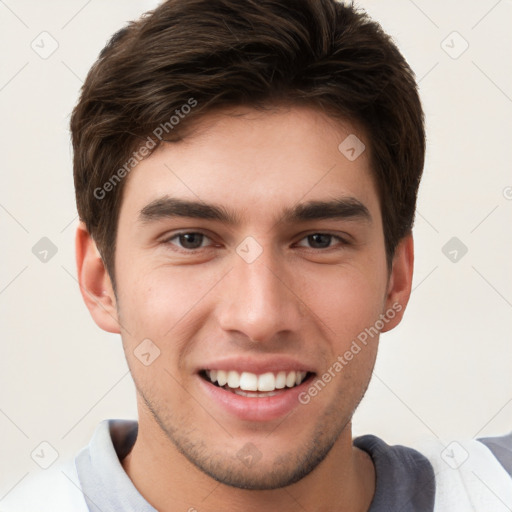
top-left (75, 222), bottom-right (121, 334)
top-left (381, 234), bottom-right (414, 333)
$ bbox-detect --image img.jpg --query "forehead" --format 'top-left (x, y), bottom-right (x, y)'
top-left (119, 105), bottom-right (379, 225)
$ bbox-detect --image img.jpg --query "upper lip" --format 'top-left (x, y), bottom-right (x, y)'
top-left (197, 356), bottom-right (315, 375)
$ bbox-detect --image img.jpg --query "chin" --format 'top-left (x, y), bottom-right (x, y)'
top-left (150, 402), bottom-right (349, 491)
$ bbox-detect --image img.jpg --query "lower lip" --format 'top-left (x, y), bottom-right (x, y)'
top-left (197, 374), bottom-right (313, 422)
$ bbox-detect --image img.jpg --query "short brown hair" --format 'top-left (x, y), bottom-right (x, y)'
top-left (71, 0), bottom-right (425, 286)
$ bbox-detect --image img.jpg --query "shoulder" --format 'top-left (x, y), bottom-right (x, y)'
top-left (354, 434), bottom-right (436, 510)
top-left (0, 458), bottom-right (88, 512)
top-left (412, 433), bottom-right (512, 512)
top-left (478, 431), bottom-right (512, 476)
top-left (354, 432), bottom-right (512, 512)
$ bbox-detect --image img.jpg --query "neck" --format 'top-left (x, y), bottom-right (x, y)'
top-left (121, 410), bottom-right (375, 512)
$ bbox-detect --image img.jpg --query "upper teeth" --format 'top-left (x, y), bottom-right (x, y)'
top-left (206, 370), bottom-right (307, 392)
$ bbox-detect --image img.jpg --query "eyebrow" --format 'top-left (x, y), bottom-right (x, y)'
top-left (138, 196), bottom-right (372, 226)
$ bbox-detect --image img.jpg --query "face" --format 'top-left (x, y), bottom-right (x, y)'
top-left (95, 106), bottom-right (407, 489)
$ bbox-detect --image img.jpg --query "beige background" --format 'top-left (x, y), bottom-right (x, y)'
top-left (1, 0), bottom-right (511, 497)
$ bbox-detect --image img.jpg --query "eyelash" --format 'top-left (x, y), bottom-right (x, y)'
top-left (162, 231), bottom-right (350, 253)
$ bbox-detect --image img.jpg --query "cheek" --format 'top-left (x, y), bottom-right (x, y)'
top-left (116, 261), bottom-right (226, 341)
top-left (301, 262), bottom-right (387, 343)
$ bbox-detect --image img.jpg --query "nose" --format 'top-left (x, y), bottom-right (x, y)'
top-left (216, 242), bottom-right (304, 344)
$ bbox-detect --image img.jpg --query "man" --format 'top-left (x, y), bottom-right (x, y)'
top-left (3, 0), bottom-right (511, 510)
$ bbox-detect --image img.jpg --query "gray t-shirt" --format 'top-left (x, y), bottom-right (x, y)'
top-left (73, 419), bottom-right (512, 511)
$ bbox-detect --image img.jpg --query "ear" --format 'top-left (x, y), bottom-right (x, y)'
top-left (381, 233), bottom-right (414, 333)
top-left (75, 222), bottom-right (121, 334)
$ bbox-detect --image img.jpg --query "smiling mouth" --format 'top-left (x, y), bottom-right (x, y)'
top-left (199, 369), bottom-right (314, 397)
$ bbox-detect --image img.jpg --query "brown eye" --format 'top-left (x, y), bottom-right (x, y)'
top-left (296, 233), bottom-right (347, 249)
top-left (166, 232), bottom-right (211, 250)
top-left (307, 234), bottom-right (333, 249)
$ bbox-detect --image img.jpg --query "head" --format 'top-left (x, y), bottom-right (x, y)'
top-left (73, 0), bottom-right (424, 491)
